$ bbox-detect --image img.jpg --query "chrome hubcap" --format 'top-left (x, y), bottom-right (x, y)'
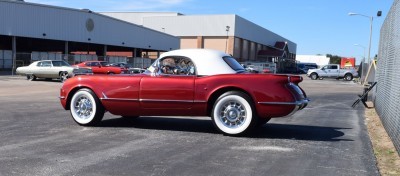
top-left (74, 95), bottom-right (93, 119)
top-left (61, 72), bottom-right (67, 81)
top-left (219, 101), bottom-right (246, 128)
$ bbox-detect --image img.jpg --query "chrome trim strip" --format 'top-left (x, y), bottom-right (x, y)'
top-left (258, 102), bottom-right (297, 105)
top-left (258, 99), bottom-right (310, 105)
top-left (139, 99), bottom-right (193, 103)
top-left (194, 100), bottom-right (207, 103)
top-left (100, 97), bottom-right (139, 101)
top-left (100, 97), bottom-right (198, 103)
top-left (59, 96), bottom-right (66, 99)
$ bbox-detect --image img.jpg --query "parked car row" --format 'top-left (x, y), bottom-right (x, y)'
top-left (16, 60), bottom-right (147, 82)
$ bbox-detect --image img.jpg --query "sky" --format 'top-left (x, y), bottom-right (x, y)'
top-left (28, 0), bottom-right (394, 64)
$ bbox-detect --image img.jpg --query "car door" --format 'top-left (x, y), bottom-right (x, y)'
top-left (327, 65), bottom-right (339, 77)
top-left (37, 61), bottom-right (52, 78)
top-left (48, 61), bottom-right (62, 78)
top-left (140, 75), bottom-right (195, 110)
top-left (88, 62), bottom-right (101, 74)
top-left (139, 56), bottom-right (195, 112)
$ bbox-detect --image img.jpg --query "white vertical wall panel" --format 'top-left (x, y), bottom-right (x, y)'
top-left (143, 15), bottom-right (236, 36)
top-left (0, 1), bottom-right (179, 51)
top-left (101, 12), bottom-right (181, 25)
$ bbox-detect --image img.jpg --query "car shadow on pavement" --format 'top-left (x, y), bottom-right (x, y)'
top-left (99, 117), bottom-right (352, 142)
top-left (99, 117), bottom-right (219, 134)
top-left (250, 123), bottom-right (352, 141)
top-left (31, 79), bottom-right (63, 83)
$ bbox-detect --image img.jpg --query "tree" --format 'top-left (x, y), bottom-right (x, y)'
top-left (326, 54), bottom-right (342, 64)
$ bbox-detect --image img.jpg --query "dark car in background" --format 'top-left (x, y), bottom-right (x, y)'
top-left (296, 62), bottom-right (318, 74)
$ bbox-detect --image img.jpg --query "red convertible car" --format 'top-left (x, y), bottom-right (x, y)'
top-left (60, 49), bottom-right (308, 135)
top-left (75, 61), bottom-right (122, 74)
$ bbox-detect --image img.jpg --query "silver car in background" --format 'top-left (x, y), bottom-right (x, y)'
top-left (16, 60), bottom-right (92, 82)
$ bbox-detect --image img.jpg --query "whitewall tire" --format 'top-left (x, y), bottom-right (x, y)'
top-left (70, 89), bottom-right (104, 126)
top-left (212, 91), bottom-right (257, 135)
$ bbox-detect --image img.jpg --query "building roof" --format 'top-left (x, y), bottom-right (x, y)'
top-left (0, 0), bottom-right (179, 51)
top-left (257, 48), bottom-right (285, 57)
top-left (257, 42), bottom-right (289, 57)
top-left (274, 42), bottom-right (287, 50)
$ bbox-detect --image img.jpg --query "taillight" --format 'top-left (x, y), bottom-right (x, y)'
top-left (288, 76), bottom-right (303, 84)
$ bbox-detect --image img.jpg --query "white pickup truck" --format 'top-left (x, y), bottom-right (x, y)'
top-left (306, 64), bottom-right (358, 81)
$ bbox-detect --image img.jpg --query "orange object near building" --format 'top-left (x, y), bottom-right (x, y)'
top-left (341, 57), bottom-right (355, 68)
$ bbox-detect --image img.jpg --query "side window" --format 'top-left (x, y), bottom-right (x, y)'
top-left (159, 57), bottom-right (195, 75)
top-left (36, 62), bottom-right (43, 67)
top-left (160, 57), bottom-right (177, 75)
top-left (329, 65), bottom-right (338, 69)
top-left (92, 62), bottom-right (100, 67)
top-left (85, 62), bottom-right (91, 66)
top-left (42, 61), bottom-right (52, 67)
top-left (52, 61), bottom-right (60, 67)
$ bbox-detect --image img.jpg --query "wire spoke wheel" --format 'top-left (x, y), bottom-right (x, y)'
top-left (70, 89), bottom-right (104, 126)
top-left (73, 96), bottom-right (93, 120)
top-left (212, 91), bottom-right (256, 135)
top-left (219, 101), bottom-right (247, 128)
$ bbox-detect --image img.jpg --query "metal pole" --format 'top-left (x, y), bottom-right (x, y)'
top-left (12, 36), bottom-right (16, 76)
top-left (367, 16), bottom-right (373, 66)
top-left (225, 26), bottom-right (230, 54)
top-left (363, 16), bottom-right (373, 84)
top-left (354, 44), bottom-right (366, 83)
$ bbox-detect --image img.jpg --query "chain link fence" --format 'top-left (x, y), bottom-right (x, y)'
top-left (374, 0), bottom-right (400, 153)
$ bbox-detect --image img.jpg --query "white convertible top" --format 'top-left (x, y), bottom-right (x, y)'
top-left (159, 49), bottom-right (238, 76)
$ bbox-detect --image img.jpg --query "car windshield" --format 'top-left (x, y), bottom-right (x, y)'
top-left (52, 61), bottom-right (71, 67)
top-left (222, 56), bottom-right (246, 73)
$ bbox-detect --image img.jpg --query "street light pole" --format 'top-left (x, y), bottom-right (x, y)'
top-left (225, 26), bottom-right (230, 53)
top-left (354, 44), bottom-right (366, 61)
top-left (354, 44), bottom-right (367, 83)
top-left (348, 13), bottom-right (373, 65)
top-left (367, 16), bottom-right (373, 65)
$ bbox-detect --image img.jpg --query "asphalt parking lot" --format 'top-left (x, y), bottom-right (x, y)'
top-left (0, 75), bottom-right (378, 176)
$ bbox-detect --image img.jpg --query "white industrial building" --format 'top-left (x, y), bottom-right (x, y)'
top-left (0, 0), bottom-right (179, 70)
top-left (102, 12), bottom-right (297, 72)
top-left (296, 55), bottom-right (330, 67)
top-left (0, 0), bottom-right (298, 73)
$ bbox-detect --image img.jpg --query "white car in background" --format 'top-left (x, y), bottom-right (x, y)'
top-left (306, 64), bottom-right (358, 81)
top-left (16, 60), bottom-right (92, 82)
